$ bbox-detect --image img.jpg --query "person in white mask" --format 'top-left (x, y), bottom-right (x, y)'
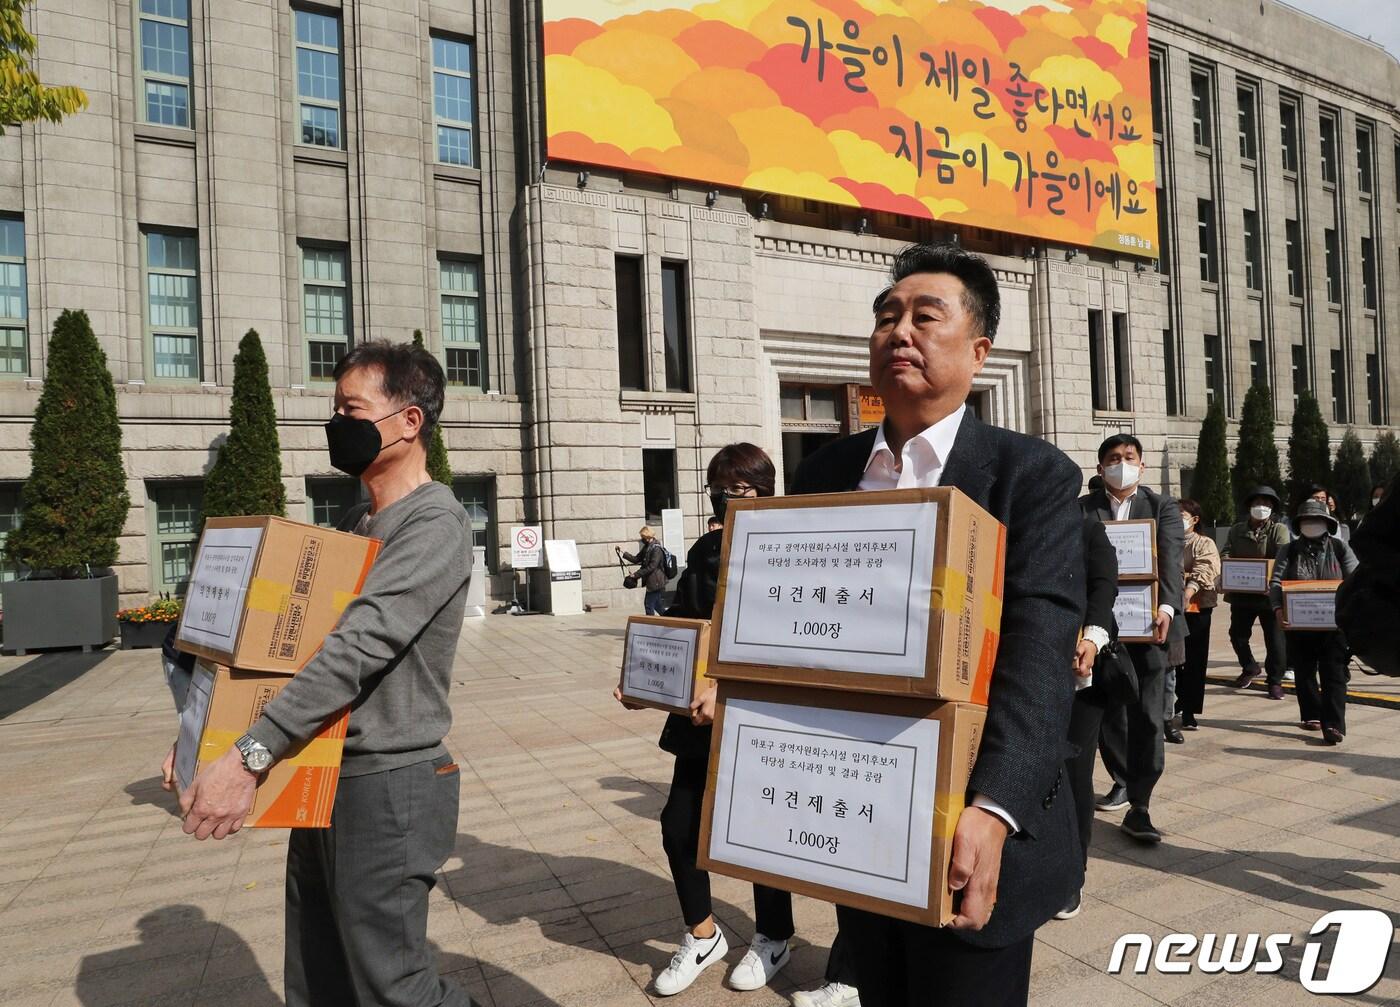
top-left (1269, 499), bottom-right (1358, 744)
top-left (1223, 487), bottom-right (1292, 699)
top-left (1080, 435), bottom-right (1184, 845)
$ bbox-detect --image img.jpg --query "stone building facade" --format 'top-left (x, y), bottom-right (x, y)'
top-left (0, 0), bottom-right (1395, 611)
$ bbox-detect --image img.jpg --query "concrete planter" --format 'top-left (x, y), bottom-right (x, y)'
top-left (0, 575), bottom-right (119, 654)
top-left (119, 620), bottom-right (172, 650)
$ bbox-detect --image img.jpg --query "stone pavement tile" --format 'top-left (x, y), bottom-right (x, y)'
top-left (1024, 954), bottom-right (1162, 1006)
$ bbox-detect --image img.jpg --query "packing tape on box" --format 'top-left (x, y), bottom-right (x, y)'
top-left (982, 590), bottom-right (1003, 632)
top-left (247, 577), bottom-right (290, 614)
top-left (934, 789), bottom-right (966, 839)
top-left (931, 566), bottom-right (969, 614)
top-left (331, 590), bottom-right (357, 615)
top-left (199, 729), bottom-right (343, 768)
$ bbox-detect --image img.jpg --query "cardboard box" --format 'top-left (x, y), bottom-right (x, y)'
top-left (1281, 580), bottom-right (1341, 631)
top-left (706, 488), bottom-right (1006, 703)
top-left (1113, 581), bottom-right (1158, 643)
top-left (619, 616), bottom-right (711, 715)
top-left (1102, 519), bottom-right (1158, 581)
top-left (175, 661), bottom-right (345, 828)
top-left (1221, 558), bottom-right (1274, 595)
top-left (175, 516), bottom-right (380, 674)
top-left (698, 681), bottom-right (985, 928)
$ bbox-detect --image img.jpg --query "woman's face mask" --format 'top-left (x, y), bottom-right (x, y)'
top-left (1299, 519), bottom-right (1329, 540)
top-left (1249, 504), bottom-right (1272, 522)
top-left (1180, 512), bottom-right (1195, 533)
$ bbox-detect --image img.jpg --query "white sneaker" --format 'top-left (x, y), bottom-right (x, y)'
top-left (728, 933), bottom-right (791, 991)
top-left (1283, 669), bottom-right (1296, 683)
top-left (792, 982), bottom-right (861, 1007)
top-left (654, 926), bottom-right (728, 996)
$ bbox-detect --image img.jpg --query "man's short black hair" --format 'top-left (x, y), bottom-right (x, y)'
top-left (1097, 434), bottom-right (1144, 462)
top-left (871, 242), bottom-right (1001, 343)
top-left (333, 339), bottom-right (446, 440)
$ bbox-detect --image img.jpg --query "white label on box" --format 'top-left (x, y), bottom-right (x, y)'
top-left (1221, 559), bottom-right (1269, 592)
top-left (1113, 582), bottom-right (1156, 638)
top-left (709, 698), bottom-right (938, 908)
top-left (1286, 591), bottom-right (1337, 629)
top-left (178, 526), bottom-right (265, 651)
top-left (1103, 521), bottom-right (1155, 578)
top-left (174, 664), bottom-right (214, 793)
top-left (717, 502), bottom-right (938, 679)
top-left (622, 622), bottom-right (698, 707)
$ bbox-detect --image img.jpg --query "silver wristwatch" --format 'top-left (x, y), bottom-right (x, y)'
top-left (234, 734), bottom-right (274, 774)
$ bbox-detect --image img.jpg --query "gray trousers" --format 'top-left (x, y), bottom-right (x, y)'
top-left (285, 753), bottom-right (470, 1007)
top-left (1098, 644), bottom-right (1167, 811)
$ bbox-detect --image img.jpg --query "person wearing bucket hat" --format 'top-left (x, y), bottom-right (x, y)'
top-left (1222, 486), bottom-right (1292, 700)
top-left (1268, 499), bottom-right (1358, 744)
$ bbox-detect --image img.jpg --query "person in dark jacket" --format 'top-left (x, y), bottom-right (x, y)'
top-left (1270, 499), bottom-right (1359, 744)
top-left (1055, 515), bottom-right (1119, 921)
top-left (615, 443), bottom-right (827, 997)
top-left (1338, 473), bottom-right (1400, 676)
top-left (1223, 486), bottom-right (1292, 698)
top-left (618, 527), bottom-right (667, 614)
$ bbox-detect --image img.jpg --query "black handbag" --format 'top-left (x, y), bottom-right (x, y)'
top-left (619, 553), bottom-right (638, 590)
top-left (1082, 640), bottom-right (1139, 708)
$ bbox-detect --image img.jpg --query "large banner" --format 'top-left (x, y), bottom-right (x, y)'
top-left (544, 0), bottom-right (1158, 257)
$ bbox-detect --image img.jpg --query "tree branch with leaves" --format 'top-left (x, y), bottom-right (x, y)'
top-left (0, 0), bottom-right (87, 133)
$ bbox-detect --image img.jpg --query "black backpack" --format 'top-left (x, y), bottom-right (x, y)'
top-left (659, 545), bottom-right (679, 580)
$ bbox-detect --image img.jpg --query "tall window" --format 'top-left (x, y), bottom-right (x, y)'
top-left (1356, 125), bottom-right (1373, 195)
top-left (1242, 209), bottom-right (1262, 291)
top-left (1149, 52), bottom-right (1165, 138)
top-left (1204, 334), bottom-right (1223, 408)
top-left (1197, 199), bottom-right (1218, 283)
top-left (144, 230), bottom-right (200, 380)
top-left (1088, 309), bottom-right (1108, 411)
top-left (453, 477), bottom-right (495, 569)
top-left (0, 217), bottom-right (26, 375)
top-left (661, 262), bottom-right (690, 392)
top-left (1395, 142), bottom-right (1400, 201)
top-left (1237, 86), bottom-right (1257, 161)
top-left (642, 449), bottom-right (677, 527)
top-left (1324, 228), bottom-right (1341, 304)
top-left (1292, 344), bottom-right (1308, 407)
top-left (306, 476), bottom-right (361, 528)
top-left (432, 36), bottom-right (475, 167)
top-left (301, 245), bottom-right (349, 380)
top-left (1367, 353), bottom-right (1382, 425)
top-left (1250, 339), bottom-right (1266, 387)
top-left (1361, 236), bottom-right (1377, 310)
top-left (614, 256), bottom-right (645, 391)
top-left (1162, 329), bottom-right (1179, 417)
top-left (1279, 99), bottom-right (1299, 173)
top-left (1331, 348), bottom-right (1347, 423)
top-left (1284, 218), bottom-right (1303, 297)
top-left (0, 482), bottom-right (23, 583)
top-left (440, 259), bottom-right (484, 389)
top-left (1155, 193), bottom-right (1170, 274)
top-left (294, 9), bottom-right (342, 147)
top-left (138, 0), bottom-right (191, 127)
top-left (1190, 70), bottom-right (1212, 148)
top-left (1111, 312), bottom-right (1131, 411)
top-left (1319, 113), bottom-right (1338, 184)
top-left (148, 481), bottom-right (203, 596)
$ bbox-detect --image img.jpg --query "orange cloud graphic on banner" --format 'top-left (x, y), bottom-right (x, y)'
top-left (544, 0), bottom-right (1158, 257)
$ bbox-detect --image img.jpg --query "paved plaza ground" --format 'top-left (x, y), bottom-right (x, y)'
top-left (2, 610), bottom-right (1398, 1006)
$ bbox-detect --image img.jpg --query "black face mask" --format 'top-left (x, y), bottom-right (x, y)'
top-left (710, 492), bottom-right (729, 522)
top-left (325, 407), bottom-right (408, 477)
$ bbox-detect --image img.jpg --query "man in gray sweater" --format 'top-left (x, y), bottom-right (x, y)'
top-left (171, 340), bottom-right (472, 1006)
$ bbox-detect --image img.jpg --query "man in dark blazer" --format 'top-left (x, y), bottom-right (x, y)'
top-left (1079, 435), bottom-right (1184, 844)
top-left (790, 243), bottom-right (1085, 1006)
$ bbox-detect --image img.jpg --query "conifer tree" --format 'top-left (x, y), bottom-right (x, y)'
top-left (1232, 383), bottom-right (1282, 505)
top-left (202, 329), bottom-right (286, 523)
top-left (1369, 431), bottom-right (1400, 488)
top-left (1286, 391), bottom-right (1331, 509)
top-left (1332, 429), bottom-right (1370, 522)
top-left (5, 310), bottom-right (129, 575)
top-left (1191, 399), bottom-right (1234, 525)
top-left (412, 330), bottom-right (453, 487)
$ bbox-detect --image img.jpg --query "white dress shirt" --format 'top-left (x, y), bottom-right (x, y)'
top-left (858, 405), bottom-right (1020, 834)
top-left (1105, 485), bottom-right (1174, 623)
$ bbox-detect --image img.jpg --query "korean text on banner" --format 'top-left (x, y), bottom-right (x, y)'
top-left (178, 526), bottom-right (265, 652)
top-left (543, 0), bottom-right (1157, 257)
top-left (717, 501), bottom-right (938, 679)
top-left (709, 697), bottom-right (939, 908)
